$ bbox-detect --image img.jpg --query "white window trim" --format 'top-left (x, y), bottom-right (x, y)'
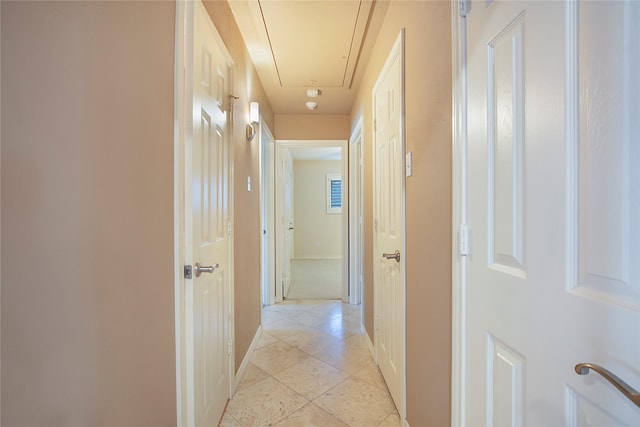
top-left (326, 173), bottom-right (342, 214)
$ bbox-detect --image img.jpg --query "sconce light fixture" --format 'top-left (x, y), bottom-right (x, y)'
top-left (246, 101), bottom-right (260, 141)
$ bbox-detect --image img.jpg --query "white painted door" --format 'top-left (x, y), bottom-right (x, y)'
top-left (349, 123), bottom-right (364, 305)
top-left (373, 32), bottom-right (405, 413)
top-left (261, 121), bottom-right (275, 307)
top-left (188, 2), bottom-right (232, 425)
top-left (463, 0), bottom-right (640, 425)
top-left (282, 148), bottom-right (294, 298)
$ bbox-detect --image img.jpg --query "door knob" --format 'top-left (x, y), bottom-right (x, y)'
top-left (194, 262), bottom-right (219, 277)
top-left (382, 250), bottom-right (401, 263)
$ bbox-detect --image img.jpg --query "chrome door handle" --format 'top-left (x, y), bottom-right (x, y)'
top-left (382, 250), bottom-right (401, 263)
top-left (575, 363), bottom-right (640, 407)
top-left (194, 262), bottom-right (219, 277)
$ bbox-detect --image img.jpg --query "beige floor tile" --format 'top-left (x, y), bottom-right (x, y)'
top-left (237, 362), bottom-right (270, 390)
top-left (262, 309), bottom-right (287, 325)
top-left (251, 340), bottom-right (309, 376)
top-left (313, 377), bottom-right (397, 427)
top-left (225, 377), bottom-right (308, 427)
top-left (218, 412), bottom-right (242, 426)
top-left (262, 318), bottom-right (309, 340)
top-left (273, 356), bottom-right (350, 400)
top-left (378, 411), bottom-right (402, 427)
top-left (255, 331), bottom-right (279, 350)
top-left (273, 403), bottom-right (349, 427)
top-left (288, 311), bottom-right (326, 328)
top-left (312, 302), bottom-right (358, 318)
top-left (313, 337), bottom-right (374, 374)
top-left (343, 309), bottom-right (363, 322)
top-left (313, 316), bottom-right (361, 339)
top-left (283, 329), bottom-right (341, 356)
top-left (221, 301), bottom-right (399, 427)
top-left (270, 301), bottom-right (309, 317)
top-left (352, 363), bottom-right (389, 393)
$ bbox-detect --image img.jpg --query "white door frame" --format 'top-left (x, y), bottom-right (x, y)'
top-left (260, 119), bottom-right (276, 307)
top-left (274, 140), bottom-right (349, 302)
top-left (173, 2), bottom-right (235, 424)
top-left (349, 119), bottom-right (364, 306)
top-left (450, 1), bottom-right (467, 425)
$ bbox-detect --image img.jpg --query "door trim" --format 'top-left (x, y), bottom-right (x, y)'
top-left (349, 118), bottom-right (364, 306)
top-left (173, 3), bottom-right (190, 424)
top-left (451, 2), bottom-right (467, 426)
top-left (371, 30), bottom-right (406, 423)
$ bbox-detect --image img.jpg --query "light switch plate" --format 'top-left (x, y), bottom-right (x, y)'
top-left (247, 176), bottom-right (251, 191)
top-left (406, 152), bottom-right (413, 177)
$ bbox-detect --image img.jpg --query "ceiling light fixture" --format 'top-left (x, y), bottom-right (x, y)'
top-left (305, 101), bottom-right (318, 110)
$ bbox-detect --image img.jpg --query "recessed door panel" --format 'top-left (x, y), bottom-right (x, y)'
top-left (487, 13), bottom-right (526, 277)
top-left (569, 0), bottom-right (640, 310)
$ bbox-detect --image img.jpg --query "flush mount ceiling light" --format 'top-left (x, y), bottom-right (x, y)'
top-left (305, 101), bottom-right (318, 110)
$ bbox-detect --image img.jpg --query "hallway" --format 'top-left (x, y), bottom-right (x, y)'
top-left (220, 300), bottom-right (399, 426)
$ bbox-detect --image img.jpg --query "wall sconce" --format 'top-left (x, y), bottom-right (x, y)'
top-left (246, 102), bottom-right (259, 141)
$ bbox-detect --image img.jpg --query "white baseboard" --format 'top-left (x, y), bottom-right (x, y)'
top-left (234, 325), bottom-right (262, 392)
top-left (365, 329), bottom-right (375, 362)
top-left (293, 257), bottom-right (342, 260)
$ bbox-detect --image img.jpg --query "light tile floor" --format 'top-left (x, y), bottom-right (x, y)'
top-left (219, 299), bottom-right (400, 427)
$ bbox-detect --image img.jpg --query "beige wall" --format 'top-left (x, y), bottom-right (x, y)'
top-left (351, 1), bottom-right (452, 425)
top-left (275, 114), bottom-right (350, 140)
top-left (202, 0), bottom-right (274, 371)
top-left (1, 2), bottom-right (176, 425)
top-left (293, 160), bottom-right (343, 259)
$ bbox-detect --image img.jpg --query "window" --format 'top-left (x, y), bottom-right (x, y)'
top-left (326, 173), bottom-right (342, 214)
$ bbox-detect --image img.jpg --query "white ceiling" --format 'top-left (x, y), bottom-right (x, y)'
top-left (228, 0), bottom-right (388, 115)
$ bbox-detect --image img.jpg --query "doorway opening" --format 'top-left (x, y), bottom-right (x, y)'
top-left (267, 140), bottom-right (349, 304)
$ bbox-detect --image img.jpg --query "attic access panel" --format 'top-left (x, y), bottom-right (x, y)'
top-left (259, 0), bottom-right (371, 88)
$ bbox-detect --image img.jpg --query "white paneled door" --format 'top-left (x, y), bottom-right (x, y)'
top-left (373, 31), bottom-right (405, 415)
top-left (462, 0), bottom-right (639, 425)
top-left (187, 2), bottom-right (233, 426)
top-left (282, 148), bottom-right (294, 299)
top-left (275, 146), bottom-right (294, 301)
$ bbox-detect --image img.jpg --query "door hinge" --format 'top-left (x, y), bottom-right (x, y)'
top-left (184, 265), bottom-right (193, 280)
top-left (459, 0), bottom-right (471, 17)
top-left (228, 340), bottom-right (233, 356)
top-left (227, 218), bottom-right (233, 236)
top-left (373, 119), bottom-right (377, 133)
top-left (459, 224), bottom-right (471, 256)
